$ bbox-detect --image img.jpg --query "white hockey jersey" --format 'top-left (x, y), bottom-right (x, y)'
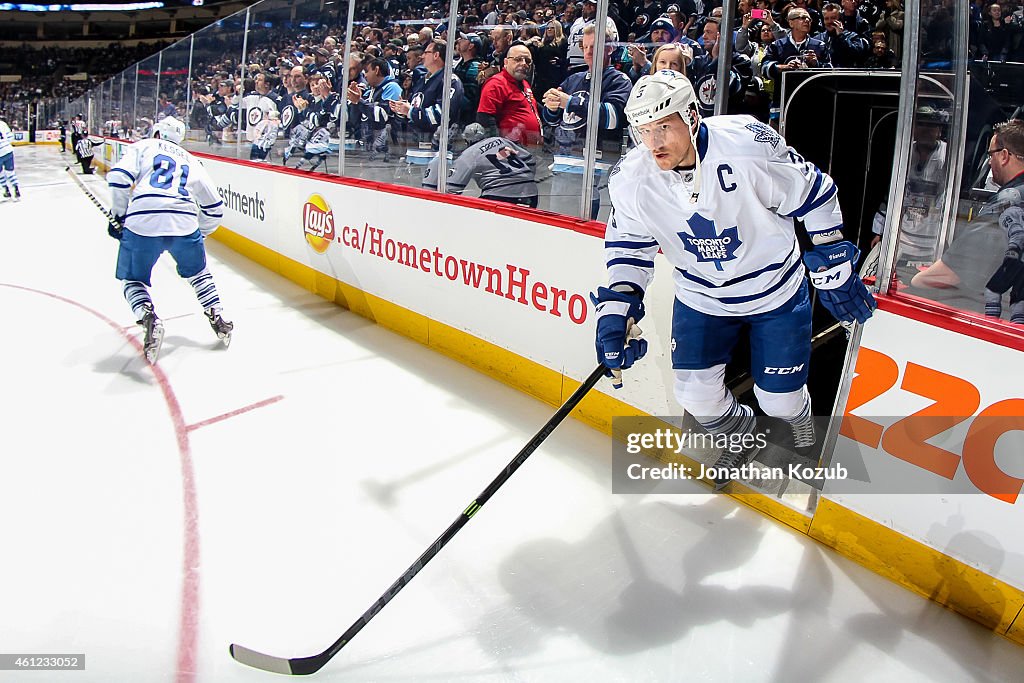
top-left (108, 138), bottom-right (224, 238)
top-left (606, 115), bottom-right (844, 316)
top-left (0, 119), bottom-right (13, 157)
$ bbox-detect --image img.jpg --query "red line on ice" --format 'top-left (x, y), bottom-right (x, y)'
top-left (186, 395), bottom-right (284, 432)
top-left (0, 284), bottom-right (201, 683)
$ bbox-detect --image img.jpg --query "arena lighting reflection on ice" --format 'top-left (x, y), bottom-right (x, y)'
top-left (0, 2), bottom-right (164, 10)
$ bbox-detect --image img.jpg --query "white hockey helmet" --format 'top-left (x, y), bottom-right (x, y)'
top-left (153, 115), bottom-right (185, 145)
top-left (624, 69), bottom-right (698, 129)
top-left (624, 70), bottom-right (703, 202)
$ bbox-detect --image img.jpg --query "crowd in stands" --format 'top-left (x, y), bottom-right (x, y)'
top-left (162, 0), bottom-right (932, 165)
top-left (0, 43), bottom-right (169, 103)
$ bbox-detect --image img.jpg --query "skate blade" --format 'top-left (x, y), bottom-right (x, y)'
top-left (220, 332), bottom-right (232, 349)
top-left (145, 327), bottom-right (165, 364)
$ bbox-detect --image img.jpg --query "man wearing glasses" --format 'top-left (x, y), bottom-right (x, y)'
top-left (476, 43), bottom-right (543, 146)
top-left (761, 8), bottom-right (831, 80)
top-left (912, 120), bottom-right (1024, 323)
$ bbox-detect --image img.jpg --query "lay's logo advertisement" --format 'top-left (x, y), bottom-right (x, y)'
top-left (302, 194), bottom-right (335, 254)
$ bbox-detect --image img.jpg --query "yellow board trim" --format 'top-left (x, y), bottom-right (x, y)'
top-left (810, 497), bottom-right (1024, 644)
top-left (208, 225), bottom-right (1024, 646)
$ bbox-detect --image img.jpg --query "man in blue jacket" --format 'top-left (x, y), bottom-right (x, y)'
top-left (542, 24), bottom-right (632, 218)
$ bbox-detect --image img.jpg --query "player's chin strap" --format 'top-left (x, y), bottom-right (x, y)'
top-left (610, 321), bottom-right (643, 389)
top-left (687, 109), bottom-right (702, 204)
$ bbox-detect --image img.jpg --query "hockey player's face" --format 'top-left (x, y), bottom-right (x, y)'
top-left (636, 113), bottom-right (694, 170)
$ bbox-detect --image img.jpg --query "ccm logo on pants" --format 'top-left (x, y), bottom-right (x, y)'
top-left (764, 364), bottom-right (805, 375)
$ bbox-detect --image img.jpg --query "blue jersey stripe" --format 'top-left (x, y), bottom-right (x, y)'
top-left (607, 257), bottom-right (655, 269)
top-left (200, 201), bottom-right (223, 209)
top-left (606, 239), bottom-right (659, 249)
top-left (785, 167), bottom-right (823, 218)
top-left (126, 209), bottom-right (198, 218)
top-left (799, 184), bottom-right (837, 216)
top-left (132, 193), bottom-right (193, 203)
top-left (676, 245), bottom-right (797, 289)
top-left (109, 182), bottom-right (131, 189)
top-left (706, 259), bottom-right (804, 305)
top-left (109, 168), bottom-right (136, 182)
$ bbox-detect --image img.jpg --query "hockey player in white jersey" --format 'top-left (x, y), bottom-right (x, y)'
top-left (594, 70), bottom-right (875, 490)
top-left (0, 114), bottom-right (22, 200)
top-left (107, 116), bottom-right (233, 363)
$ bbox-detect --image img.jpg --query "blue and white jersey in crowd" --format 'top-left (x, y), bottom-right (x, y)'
top-left (108, 138), bottom-right (224, 238)
top-left (0, 119), bottom-right (14, 157)
top-left (606, 115), bottom-right (843, 316)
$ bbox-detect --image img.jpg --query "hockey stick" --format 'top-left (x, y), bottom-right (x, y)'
top-left (64, 165), bottom-right (121, 231)
top-left (230, 363), bottom-right (608, 675)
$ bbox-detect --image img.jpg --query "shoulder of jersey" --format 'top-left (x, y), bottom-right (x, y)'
top-left (608, 145), bottom-right (658, 193)
top-left (704, 115), bottom-right (784, 161)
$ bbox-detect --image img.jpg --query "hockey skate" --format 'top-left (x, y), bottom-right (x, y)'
top-left (2, 188), bottom-right (9, 201)
top-left (139, 308), bottom-right (165, 364)
top-left (205, 308), bottom-right (234, 348)
top-left (708, 440), bottom-right (762, 492)
top-left (13, 188), bottom-right (21, 202)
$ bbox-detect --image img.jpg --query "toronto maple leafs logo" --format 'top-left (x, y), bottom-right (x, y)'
top-left (745, 121), bottom-right (780, 147)
top-left (679, 213), bottom-right (741, 271)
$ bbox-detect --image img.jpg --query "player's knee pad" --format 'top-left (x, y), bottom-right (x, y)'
top-left (673, 365), bottom-right (732, 423)
top-left (753, 384), bottom-right (810, 420)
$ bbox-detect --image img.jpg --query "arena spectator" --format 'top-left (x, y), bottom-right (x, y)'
top-left (390, 39), bottom-right (464, 143)
top-left (979, 3), bottom-right (1016, 62)
top-left (838, 0), bottom-right (874, 38)
top-left (477, 42), bottom-right (543, 145)
top-left (761, 6), bottom-right (831, 84)
top-left (816, 2), bottom-right (871, 68)
top-left (534, 19), bottom-right (569, 98)
top-left (347, 57), bottom-right (403, 161)
top-left (454, 33), bottom-right (486, 125)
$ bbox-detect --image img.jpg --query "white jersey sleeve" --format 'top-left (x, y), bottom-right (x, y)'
top-left (604, 205), bottom-right (660, 296)
top-left (757, 130), bottom-right (844, 242)
top-left (108, 138), bottom-right (224, 237)
top-left (0, 120), bottom-right (13, 157)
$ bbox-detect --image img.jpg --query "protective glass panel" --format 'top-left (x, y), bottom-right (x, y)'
top-left (242, 0), bottom-right (347, 173)
top-left (238, 0), bottom-right (302, 167)
top-left (542, 4), bottom-right (627, 220)
top-left (335, 4), bottom-right (449, 185)
top-left (136, 54), bottom-right (161, 139)
top-left (407, 3), bottom-right (549, 207)
top-left (158, 38), bottom-right (193, 135)
top-left (914, 6), bottom-right (1024, 326)
top-left (122, 67), bottom-right (138, 137)
top-left (187, 10), bottom-right (250, 157)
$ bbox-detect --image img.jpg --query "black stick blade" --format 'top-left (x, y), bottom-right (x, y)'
top-left (229, 644), bottom-right (326, 675)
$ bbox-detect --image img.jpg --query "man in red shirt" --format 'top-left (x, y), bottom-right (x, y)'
top-left (476, 43), bottom-right (542, 146)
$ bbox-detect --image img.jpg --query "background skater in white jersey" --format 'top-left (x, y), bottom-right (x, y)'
top-left (0, 114), bottom-right (21, 200)
top-left (107, 116), bottom-right (233, 363)
top-left (593, 70), bottom-right (875, 490)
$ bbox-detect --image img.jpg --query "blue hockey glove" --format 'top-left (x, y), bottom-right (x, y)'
top-left (804, 241), bottom-right (876, 324)
top-left (986, 249), bottom-right (1024, 295)
top-left (108, 215), bottom-right (124, 241)
top-left (590, 286), bottom-right (647, 377)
